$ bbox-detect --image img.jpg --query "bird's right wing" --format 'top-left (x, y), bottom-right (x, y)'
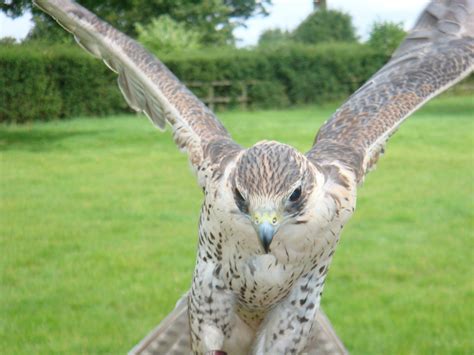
top-left (307, 0), bottom-right (474, 183)
top-left (34, 0), bottom-right (242, 180)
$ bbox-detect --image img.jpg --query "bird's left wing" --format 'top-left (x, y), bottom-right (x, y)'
top-left (34, 0), bottom-right (241, 178)
top-left (307, 0), bottom-right (474, 183)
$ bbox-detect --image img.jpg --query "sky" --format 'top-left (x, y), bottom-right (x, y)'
top-left (0, 0), bottom-right (430, 45)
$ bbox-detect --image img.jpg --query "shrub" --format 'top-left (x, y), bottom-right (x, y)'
top-left (248, 81), bottom-right (289, 109)
top-left (292, 10), bottom-right (358, 45)
top-left (368, 21), bottom-right (406, 55)
top-left (258, 29), bottom-right (292, 47)
top-left (136, 16), bottom-right (203, 55)
top-left (0, 45), bottom-right (127, 123)
top-left (0, 37), bottom-right (17, 45)
top-left (0, 47), bottom-right (62, 123)
top-left (259, 43), bottom-right (386, 104)
top-left (0, 42), bottom-right (389, 122)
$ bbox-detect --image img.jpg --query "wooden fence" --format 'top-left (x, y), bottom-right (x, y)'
top-left (185, 80), bottom-right (257, 111)
top-left (185, 76), bottom-right (473, 111)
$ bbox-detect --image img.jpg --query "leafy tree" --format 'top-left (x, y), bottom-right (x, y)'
top-left (25, 13), bottom-right (74, 43)
top-left (2, 0), bottom-right (272, 46)
top-left (292, 9), bottom-right (357, 45)
top-left (0, 0), bottom-right (29, 17)
top-left (258, 28), bottom-right (291, 47)
top-left (368, 21), bottom-right (406, 55)
top-left (0, 36), bottom-right (17, 45)
top-left (136, 15), bottom-right (202, 54)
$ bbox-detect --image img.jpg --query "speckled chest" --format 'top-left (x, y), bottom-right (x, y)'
top-left (197, 195), bottom-right (352, 325)
top-left (195, 162), bottom-right (356, 326)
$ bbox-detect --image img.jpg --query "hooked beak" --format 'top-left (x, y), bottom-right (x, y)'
top-left (253, 209), bottom-right (279, 253)
top-left (258, 221), bottom-right (276, 253)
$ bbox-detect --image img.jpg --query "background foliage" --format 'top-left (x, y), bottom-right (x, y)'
top-left (0, 45), bottom-right (127, 123)
top-left (368, 21), bottom-right (407, 55)
top-left (258, 28), bottom-right (291, 47)
top-left (136, 15), bottom-right (203, 55)
top-left (3, 0), bottom-right (271, 46)
top-left (0, 43), bottom-right (388, 122)
top-left (292, 9), bottom-right (357, 45)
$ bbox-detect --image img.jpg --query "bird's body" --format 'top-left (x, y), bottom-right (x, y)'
top-left (190, 141), bottom-right (356, 352)
top-left (33, 0), bottom-right (474, 353)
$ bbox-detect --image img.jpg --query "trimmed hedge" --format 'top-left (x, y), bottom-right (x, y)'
top-left (1, 43), bottom-right (389, 122)
top-left (163, 43), bottom-right (388, 106)
top-left (0, 45), bottom-right (127, 123)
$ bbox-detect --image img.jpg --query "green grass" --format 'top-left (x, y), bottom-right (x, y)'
top-left (1, 95), bottom-right (473, 354)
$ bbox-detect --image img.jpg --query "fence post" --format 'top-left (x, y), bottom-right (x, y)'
top-left (207, 84), bottom-right (215, 111)
top-left (240, 82), bottom-right (248, 110)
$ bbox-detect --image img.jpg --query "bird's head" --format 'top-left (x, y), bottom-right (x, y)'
top-left (231, 141), bottom-right (321, 254)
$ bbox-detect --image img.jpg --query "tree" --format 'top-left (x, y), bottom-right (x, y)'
top-left (0, 0), bottom-right (30, 17)
top-left (2, 0), bottom-right (272, 46)
top-left (292, 9), bottom-right (357, 45)
top-left (0, 36), bottom-right (17, 45)
top-left (368, 21), bottom-right (406, 55)
top-left (136, 16), bottom-right (202, 54)
top-left (258, 29), bottom-right (291, 47)
top-left (25, 13), bottom-right (74, 43)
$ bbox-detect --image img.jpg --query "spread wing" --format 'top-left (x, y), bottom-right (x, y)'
top-left (307, 0), bottom-right (474, 183)
top-left (34, 0), bottom-right (241, 180)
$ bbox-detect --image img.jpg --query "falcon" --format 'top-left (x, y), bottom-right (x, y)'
top-left (35, 0), bottom-right (474, 354)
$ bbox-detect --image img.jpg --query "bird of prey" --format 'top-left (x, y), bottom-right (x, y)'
top-left (35, 0), bottom-right (473, 354)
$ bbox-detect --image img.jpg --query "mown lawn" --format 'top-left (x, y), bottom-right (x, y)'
top-left (1, 95), bottom-right (473, 354)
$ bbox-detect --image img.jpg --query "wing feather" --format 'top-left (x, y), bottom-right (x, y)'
top-left (34, 0), bottom-right (240, 178)
top-left (308, 0), bottom-right (474, 183)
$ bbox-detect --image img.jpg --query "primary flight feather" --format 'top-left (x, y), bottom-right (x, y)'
top-left (34, 0), bottom-right (474, 354)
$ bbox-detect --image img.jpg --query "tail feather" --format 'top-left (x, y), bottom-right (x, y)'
top-left (129, 292), bottom-right (347, 355)
top-left (129, 294), bottom-right (191, 355)
top-left (306, 311), bottom-right (348, 355)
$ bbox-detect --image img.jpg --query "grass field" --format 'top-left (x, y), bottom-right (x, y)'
top-left (1, 95), bottom-right (473, 354)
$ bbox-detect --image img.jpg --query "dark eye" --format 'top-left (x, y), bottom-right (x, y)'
top-left (234, 188), bottom-right (248, 213)
top-left (234, 188), bottom-right (244, 202)
top-left (289, 187), bottom-right (302, 202)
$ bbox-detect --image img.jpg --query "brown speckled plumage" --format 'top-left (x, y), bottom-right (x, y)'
top-left (34, 0), bottom-right (473, 354)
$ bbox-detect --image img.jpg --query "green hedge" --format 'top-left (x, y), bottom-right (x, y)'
top-left (0, 45), bottom-right (127, 123)
top-left (1, 43), bottom-right (389, 123)
top-left (163, 43), bottom-right (388, 106)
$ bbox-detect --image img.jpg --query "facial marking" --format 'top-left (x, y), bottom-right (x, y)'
top-left (231, 141), bottom-right (317, 223)
top-left (234, 142), bottom-right (304, 198)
